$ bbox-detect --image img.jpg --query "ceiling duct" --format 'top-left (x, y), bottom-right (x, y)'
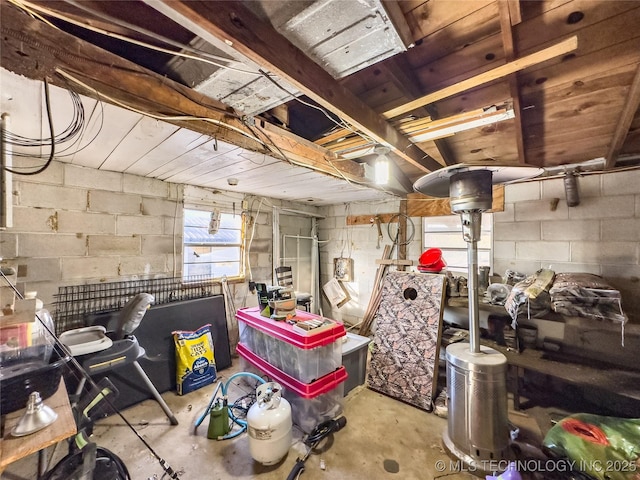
top-left (250, 0), bottom-right (409, 79)
top-left (165, 0), bottom-right (409, 116)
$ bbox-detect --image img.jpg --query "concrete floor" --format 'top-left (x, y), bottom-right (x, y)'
top-left (2, 358), bottom-right (550, 480)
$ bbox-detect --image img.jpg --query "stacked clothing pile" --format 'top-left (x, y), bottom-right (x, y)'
top-left (549, 272), bottom-right (627, 324)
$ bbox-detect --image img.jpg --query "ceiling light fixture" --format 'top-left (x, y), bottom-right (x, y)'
top-left (373, 145), bottom-right (390, 185)
top-left (406, 105), bottom-right (515, 143)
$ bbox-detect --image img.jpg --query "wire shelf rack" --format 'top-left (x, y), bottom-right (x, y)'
top-left (53, 275), bottom-right (216, 334)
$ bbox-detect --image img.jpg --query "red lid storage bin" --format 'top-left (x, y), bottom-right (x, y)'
top-left (237, 343), bottom-right (346, 432)
top-left (236, 307), bottom-right (345, 383)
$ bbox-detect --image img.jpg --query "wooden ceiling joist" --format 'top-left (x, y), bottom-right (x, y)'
top-left (381, 56), bottom-right (457, 166)
top-left (145, 0), bottom-right (443, 183)
top-left (605, 63), bottom-right (640, 169)
top-left (498, 0), bottom-right (527, 165)
top-left (0, 2), bottom-right (368, 184)
top-left (383, 36), bottom-right (579, 119)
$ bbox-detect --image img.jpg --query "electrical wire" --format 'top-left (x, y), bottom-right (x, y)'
top-left (1, 75), bottom-right (106, 170)
top-left (386, 213), bottom-right (416, 247)
top-left (61, 98), bottom-right (105, 159)
top-left (257, 69), bottom-right (375, 146)
top-left (55, 68), bottom-right (261, 142)
top-left (9, 0), bottom-right (263, 76)
top-left (7, 0), bottom-right (58, 28)
top-left (248, 119), bottom-right (375, 190)
top-left (4, 86), bottom-right (84, 151)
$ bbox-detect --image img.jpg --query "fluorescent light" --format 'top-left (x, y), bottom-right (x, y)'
top-left (408, 107), bottom-right (515, 143)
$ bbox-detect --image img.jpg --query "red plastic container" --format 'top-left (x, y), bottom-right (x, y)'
top-left (236, 307), bottom-right (345, 348)
top-left (237, 343), bottom-right (346, 432)
top-left (236, 307), bottom-right (346, 383)
top-left (237, 343), bottom-right (346, 398)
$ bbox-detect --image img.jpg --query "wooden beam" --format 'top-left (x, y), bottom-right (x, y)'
top-left (146, 0), bottom-right (442, 182)
top-left (507, 0), bottom-right (522, 26)
top-left (383, 57), bottom-right (457, 166)
top-left (380, 0), bottom-right (415, 49)
top-left (0, 3), bottom-right (368, 184)
top-left (605, 63), bottom-right (640, 169)
top-left (398, 199), bottom-right (408, 271)
top-left (383, 36), bottom-right (578, 119)
top-left (498, 0), bottom-right (527, 165)
top-left (376, 259), bottom-right (413, 266)
top-left (347, 213), bottom-right (398, 226)
top-left (389, 156), bottom-right (416, 193)
top-left (406, 186), bottom-right (505, 217)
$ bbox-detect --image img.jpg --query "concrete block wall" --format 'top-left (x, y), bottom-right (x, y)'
top-left (317, 200), bottom-right (424, 326)
top-left (1, 161), bottom-right (181, 308)
top-left (494, 169), bottom-right (640, 323)
top-left (1, 162), bottom-right (304, 316)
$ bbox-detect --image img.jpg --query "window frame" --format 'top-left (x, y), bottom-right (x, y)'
top-left (182, 207), bottom-right (246, 282)
top-left (422, 213), bottom-right (493, 274)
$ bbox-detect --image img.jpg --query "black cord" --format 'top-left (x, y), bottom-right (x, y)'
top-left (3, 78), bottom-right (55, 175)
top-left (386, 213), bottom-right (416, 247)
top-left (304, 417), bottom-right (347, 447)
top-left (286, 417), bottom-right (347, 480)
top-left (229, 391), bottom-right (257, 420)
top-left (55, 92), bottom-right (104, 158)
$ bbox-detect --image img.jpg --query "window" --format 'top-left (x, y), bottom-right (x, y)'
top-left (183, 209), bottom-right (244, 279)
top-left (422, 214), bottom-right (492, 274)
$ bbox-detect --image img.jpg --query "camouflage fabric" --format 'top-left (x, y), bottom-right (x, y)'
top-left (367, 272), bottom-right (446, 411)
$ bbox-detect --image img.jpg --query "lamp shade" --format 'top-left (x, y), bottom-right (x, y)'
top-left (11, 391), bottom-right (58, 436)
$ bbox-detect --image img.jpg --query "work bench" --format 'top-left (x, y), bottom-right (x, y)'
top-left (487, 341), bottom-right (640, 415)
top-left (443, 297), bottom-right (640, 416)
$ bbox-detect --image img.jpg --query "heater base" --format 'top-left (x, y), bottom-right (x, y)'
top-left (445, 342), bottom-right (510, 469)
top-left (443, 427), bottom-right (483, 471)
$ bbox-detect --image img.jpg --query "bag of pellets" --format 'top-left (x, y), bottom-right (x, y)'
top-left (173, 324), bottom-right (217, 395)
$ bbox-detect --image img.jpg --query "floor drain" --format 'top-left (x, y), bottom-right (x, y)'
top-left (383, 459), bottom-right (400, 473)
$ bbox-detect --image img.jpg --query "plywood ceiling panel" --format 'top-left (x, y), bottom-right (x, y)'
top-left (99, 116), bottom-right (179, 172)
top-left (125, 128), bottom-right (208, 176)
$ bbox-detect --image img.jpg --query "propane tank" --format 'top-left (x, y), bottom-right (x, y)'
top-left (247, 382), bottom-right (292, 465)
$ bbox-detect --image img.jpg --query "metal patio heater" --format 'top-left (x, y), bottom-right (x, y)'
top-left (413, 165), bottom-right (543, 467)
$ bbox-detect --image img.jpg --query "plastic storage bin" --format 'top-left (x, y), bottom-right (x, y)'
top-left (237, 307), bottom-right (345, 383)
top-left (341, 332), bottom-right (371, 396)
top-left (237, 343), bottom-right (346, 433)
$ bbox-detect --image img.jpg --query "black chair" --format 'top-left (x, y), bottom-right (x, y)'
top-left (275, 266), bottom-right (312, 312)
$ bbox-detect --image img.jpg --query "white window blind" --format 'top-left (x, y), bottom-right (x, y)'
top-left (422, 214), bottom-right (492, 273)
